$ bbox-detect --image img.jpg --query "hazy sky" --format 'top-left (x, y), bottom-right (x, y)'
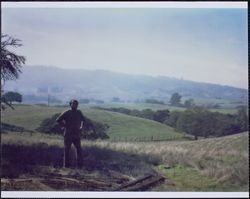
top-left (1, 3), bottom-right (248, 89)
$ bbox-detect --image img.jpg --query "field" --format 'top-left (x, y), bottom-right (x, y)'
top-left (86, 102), bottom-right (239, 114)
top-left (2, 104), bottom-right (190, 141)
top-left (90, 102), bottom-right (186, 111)
top-left (104, 132), bottom-right (249, 191)
top-left (1, 104), bottom-right (249, 192)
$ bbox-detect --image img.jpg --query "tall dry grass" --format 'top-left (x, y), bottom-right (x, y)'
top-left (83, 132), bottom-right (249, 187)
top-left (1, 131), bottom-right (248, 188)
top-left (1, 132), bottom-right (157, 178)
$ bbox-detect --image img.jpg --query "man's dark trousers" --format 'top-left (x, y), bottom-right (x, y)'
top-left (64, 134), bottom-right (83, 168)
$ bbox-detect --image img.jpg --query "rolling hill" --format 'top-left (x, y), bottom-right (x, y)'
top-left (2, 105), bottom-right (189, 141)
top-left (3, 65), bottom-right (248, 104)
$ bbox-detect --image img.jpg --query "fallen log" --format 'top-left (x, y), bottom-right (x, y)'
top-left (31, 179), bottom-right (55, 191)
top-left (44, 177), bottom-right (110, 190)
top-left (121, 175), bottom-right (165, 191)
top-left (108, 170), bottom-right (135, 181)
top-left (114, 174), bottom-right (153, 191)
top-left (84, 179), bottom-right (112, 187)
top-left (47, 177), bottom-right (87, 186)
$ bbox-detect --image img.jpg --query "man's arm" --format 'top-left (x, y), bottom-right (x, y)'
top-left (80, 121), bottom-right (83, 130)
top-left (56, 111), bottom-right (67, 129)
top-left (79, 111), bottom-right (96, 133)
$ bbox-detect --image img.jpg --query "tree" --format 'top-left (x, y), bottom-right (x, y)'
top-left (184, 98), bottom-right (195, 108)
top-left (153, 109), bottom-right (170, 123)
top-left (236, 106), bottom-right (248, 132)
top-left (164, 111), bottom-right (181, 127)
top-left (169, 92), bottom-right (182, 106)
top-left (1, 34), bottom-right (26, 110)
top-left (1, 34), bottom-right (26, 81)
top-left (176, 109), bottom-right (201, 140)
top-left (140, 109), bottom-right (154, 120)
top-left (2, 91), bottom-right (22, 104)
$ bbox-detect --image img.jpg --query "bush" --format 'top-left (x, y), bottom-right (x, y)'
top-left (36, 113), bottom-right (109, 140)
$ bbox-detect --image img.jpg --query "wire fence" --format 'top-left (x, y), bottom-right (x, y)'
top-left (107, 135), bottom-right (193, 142)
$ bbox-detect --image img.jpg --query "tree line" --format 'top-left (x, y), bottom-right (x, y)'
top-left (165, 106), bottom-right (248, 139)
top-left (94, 106), bottom-right (248, 140)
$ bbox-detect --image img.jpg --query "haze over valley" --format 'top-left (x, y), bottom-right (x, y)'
top-left (3, 65), bottom-right (248, 105)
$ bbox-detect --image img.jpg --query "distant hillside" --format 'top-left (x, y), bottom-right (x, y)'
top-left (3, 65), bottom-right (248, 103)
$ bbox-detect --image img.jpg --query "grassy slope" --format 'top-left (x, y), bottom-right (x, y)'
top-left (1, 105), bottom-right (64, 130)
top-left (2, 105), bottom-right (188, 141)
top-left (84, 109), bottom-right (187, 141)
top-left (89, 132), bottom-right (248, 191)
top-left (2, 131), bottom-right (248, 191)
top-left (155, 132), bottom-right (249, 191)
top-left (90, 102), bottom-right (185, 111)
top-left (88, 102), bottom-right (238, 114)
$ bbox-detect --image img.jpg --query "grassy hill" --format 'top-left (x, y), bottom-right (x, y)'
top-left (1, 104), bottom-right (248, 191)
top-left (91, 102), bottom-right (185, 111)
top-left (86, 132), bottom-right (249, 191)
top-left (2, 105), bottom-right (64, 131)
top-left (89, 102), bottom-right (239, 114)
top-left (2, 105), bottom-right (189, 141)
top-left (1, 129), bottom-right (248, 191)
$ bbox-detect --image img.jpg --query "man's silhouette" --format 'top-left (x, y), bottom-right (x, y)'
top-left (56, 99), bottom-right (88, 168)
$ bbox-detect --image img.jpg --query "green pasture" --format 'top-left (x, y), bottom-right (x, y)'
top-left (83, 109), bottom-right (188, 141)
top-left (87, 102), bottom-right (239, 114)
top-left (2, 104), bottom-right (188, 141)
top-left (88, 102), bottom-right (185, 112)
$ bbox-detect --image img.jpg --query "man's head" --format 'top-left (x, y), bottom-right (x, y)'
top-left (69, 99), bottom-right (79, 110)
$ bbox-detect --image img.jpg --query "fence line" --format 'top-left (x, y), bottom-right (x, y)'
top-left (108, 136), bottom-right (184, 142)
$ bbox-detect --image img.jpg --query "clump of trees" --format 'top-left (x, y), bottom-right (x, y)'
top-left (145, 99), bottom-right (165, 105)
top-left (165, 106), bottom-right (249, 139)
top-left (2, 91), bottom-right (22, 104)
top-left (184, 98), bottom-right (195, 108)
top-left (169, 92), bottom-right (182, 106)
top-left (169, 93), bottom-right (196, 108)
top-left (36, 113), bottom-right (109, 140)
top-left (153, 109), bottom-right (170, 123)
top-left (94, 106), bottom-right (248, 140)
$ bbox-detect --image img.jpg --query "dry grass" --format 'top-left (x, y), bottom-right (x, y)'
top-left (83, 132), bottom-right (249, 188)
top-left (1, 131), bottom-right (248, 191)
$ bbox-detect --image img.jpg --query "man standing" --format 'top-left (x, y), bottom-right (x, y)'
top-left (56, 99), bottom-right (87, 168)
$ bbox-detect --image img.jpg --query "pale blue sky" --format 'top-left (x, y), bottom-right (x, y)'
top-left (2, 7), bottom-right (248, 89)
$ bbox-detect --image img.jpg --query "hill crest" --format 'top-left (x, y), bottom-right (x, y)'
top-left (3, 65), bottom-right (248, 103)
